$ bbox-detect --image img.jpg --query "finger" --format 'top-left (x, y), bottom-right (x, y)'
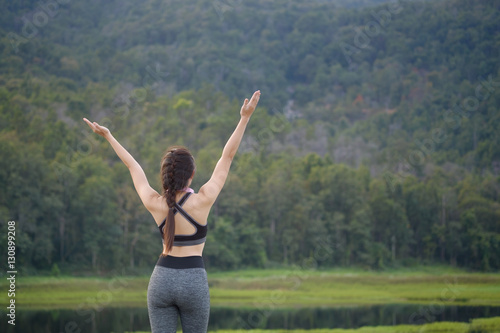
top-left (243, 98), bottom-right (249, 105)
top-left (249, 91), bottom-right (261, 105)
top-left (83, 118), bottom-right (95, 129)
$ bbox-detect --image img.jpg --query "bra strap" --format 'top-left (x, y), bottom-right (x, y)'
top-left (178, 192), bottom-right (191, 205)
top-left (173, 192), bottom-right (192, 215)
top-left (174, 201), bottom-right (200, 226)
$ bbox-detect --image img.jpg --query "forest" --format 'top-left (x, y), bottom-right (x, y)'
top-left (0, 0), bottom-right (499, 273)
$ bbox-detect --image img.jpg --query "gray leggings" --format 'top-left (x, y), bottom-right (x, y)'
top-left (147, 256), bottom-right (210, 333)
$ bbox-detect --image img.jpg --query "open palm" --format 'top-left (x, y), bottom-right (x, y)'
top-left (240, 90), bottom-right (261, 119)
top-left (83, 118), bottom-right (110, 138)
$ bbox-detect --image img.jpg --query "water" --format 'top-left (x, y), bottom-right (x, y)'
top-left (2, 305), bottom-right (500, 332)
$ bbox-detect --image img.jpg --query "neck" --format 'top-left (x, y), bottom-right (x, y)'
top-left (166, 187), bottom-right (194, 194)
top-left (181, 187), bottom-right (194, 193)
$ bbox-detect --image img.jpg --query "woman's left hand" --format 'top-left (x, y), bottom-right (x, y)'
top-left (240, 90), bottom-right (261, 119)
top-left (83, 118), bottom-right (111, 138)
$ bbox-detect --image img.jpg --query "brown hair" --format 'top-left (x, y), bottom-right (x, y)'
top-left (160, 146), bottom-right (195, 252)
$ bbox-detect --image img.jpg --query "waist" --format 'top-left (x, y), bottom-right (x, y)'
top-left (156, 255), bottom-right (205, 269)
top-left (173, 236), bottom-right (206, 246)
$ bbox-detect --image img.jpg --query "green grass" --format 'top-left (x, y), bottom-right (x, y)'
top-left (125, 316), bottom-right (500, 332)
top-left (1, 268), bottom-right (500, 309)
top-left (207, 267), bottom-right (500, 308)
top-left (206, 265), bottom-right (470, 279)
top-left (2, 275), bottom-right (147, 309)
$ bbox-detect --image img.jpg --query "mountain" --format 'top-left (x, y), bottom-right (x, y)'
top-left (0, 0), bottom-right (499, 272)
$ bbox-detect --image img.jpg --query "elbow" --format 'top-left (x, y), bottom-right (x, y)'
top-left (222, 148), bottom-right (236, 161)
top-left (128, 160), bottom-right (141, 171)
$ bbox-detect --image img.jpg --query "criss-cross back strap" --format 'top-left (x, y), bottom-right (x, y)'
top-left (174, 193), bottom-right (201, 226)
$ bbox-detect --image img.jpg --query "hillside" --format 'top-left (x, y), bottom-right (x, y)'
top-left (0, 0), bottom-right (499, 273)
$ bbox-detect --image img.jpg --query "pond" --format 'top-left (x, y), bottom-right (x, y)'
top-left (2, 305), bottom-right (500, 332)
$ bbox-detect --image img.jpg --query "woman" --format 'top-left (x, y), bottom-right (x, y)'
top-left (83, 90), bottom-right (261, 332)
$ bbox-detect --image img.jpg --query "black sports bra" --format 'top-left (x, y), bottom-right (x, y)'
top-left (158, 192), bottom-right (207, 246)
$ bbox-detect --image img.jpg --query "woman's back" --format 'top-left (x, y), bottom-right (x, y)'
top-left (157, 191), bottom-right (209, 257)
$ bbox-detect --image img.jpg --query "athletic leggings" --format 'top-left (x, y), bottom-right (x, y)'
top-left (147, 255), bottom-right (210, 333)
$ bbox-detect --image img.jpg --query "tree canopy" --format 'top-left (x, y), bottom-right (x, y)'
top-left (0, 0), bottom-right (499, 273)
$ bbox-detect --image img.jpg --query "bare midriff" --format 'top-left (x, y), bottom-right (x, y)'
top-left (162, 243), bottom-right (205, 257)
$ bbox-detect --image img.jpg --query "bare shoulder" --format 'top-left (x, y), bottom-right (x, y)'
top-left (183, 192), bottom-right (213, 225)
top-left (148, 195), bottom-right (169, 226)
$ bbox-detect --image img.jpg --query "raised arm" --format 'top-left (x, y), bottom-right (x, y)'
top-left (83, 118), bottom-right (161, 213)
top-left (198, 90), bottom-right (261, 204)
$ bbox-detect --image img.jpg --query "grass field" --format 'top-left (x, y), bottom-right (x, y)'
top-left (126, 316), bottom-right (500, 332)
top-left (2, 267), bottom-right (500, 310)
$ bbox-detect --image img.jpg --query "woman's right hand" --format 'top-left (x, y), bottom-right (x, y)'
top-left (83, 118), bottom-right (111, 138)
top-left (240, 90), bottom-right (261, 119)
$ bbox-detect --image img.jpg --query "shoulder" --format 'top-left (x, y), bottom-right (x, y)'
top-left (148, 195), bottom-right (169, 226)
top-left (182, 192), bottom-right (212, 223)
top-left (189, 191), bottom-right (215, 209)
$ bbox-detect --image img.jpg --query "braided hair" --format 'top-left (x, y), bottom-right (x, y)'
top-left (160, 146), bottom-right (195, 253)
